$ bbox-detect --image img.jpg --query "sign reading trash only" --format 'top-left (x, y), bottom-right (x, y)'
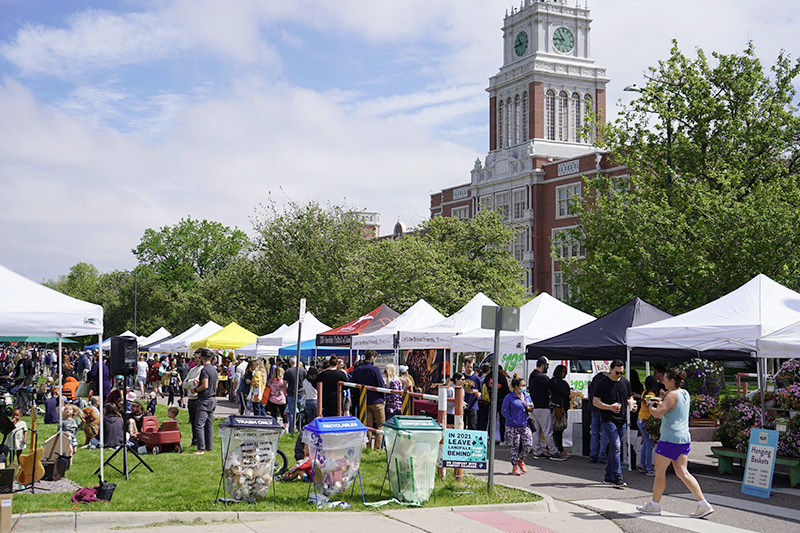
top-left (442, 429), bottom-right (487, 469)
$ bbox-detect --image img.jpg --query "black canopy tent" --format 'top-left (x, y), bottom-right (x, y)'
top-left (526, 298), bottom-right (673, 361)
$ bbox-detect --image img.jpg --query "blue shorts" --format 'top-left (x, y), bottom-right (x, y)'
top-left (655, 440), bottom-right (691, 460)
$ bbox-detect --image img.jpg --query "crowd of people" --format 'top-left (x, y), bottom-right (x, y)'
top-left (0, 344), bottom-right (713, 518)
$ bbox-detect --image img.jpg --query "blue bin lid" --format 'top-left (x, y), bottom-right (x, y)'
top-left (219, 415), bottom-right (283, 430)
top-left (304, 416), bottom-right (368, 434)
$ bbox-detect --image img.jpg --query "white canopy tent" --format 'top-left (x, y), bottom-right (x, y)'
top-left (255, 312), bottom-right (331, 354)
top-left (627, 274), bottom-right (800, 357)
top-left (351, 299), bottom-right (445, 351)
top-left (159, 321), bottom-right (222, 352)
top-left (397, 293), bottom-right (497, 350)
top-left (757, 320), bottom-right (800, 359)
top-left (450, 292), bottom-right (595, 353)
top-left (136, 327), bottom-right (171, 348)
top-left (148, 324), bottom-right (200, 353)
top-left (237, 324), bottom-right (288, 357)
top-left (626, 274), bottom-right (800, 459)
top-left (0, 264), bottom-right (106, 478)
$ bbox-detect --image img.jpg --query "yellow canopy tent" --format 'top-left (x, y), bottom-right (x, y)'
top-left (190, 322), bottom-right (258, 350)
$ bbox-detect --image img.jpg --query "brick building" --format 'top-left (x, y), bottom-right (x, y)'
top-left (430, 0), bottom-right (626, 297)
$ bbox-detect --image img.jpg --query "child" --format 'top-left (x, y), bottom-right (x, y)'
top-left (166, 406), bottom-right (179, 421)
top-left (147, 391), bottom-right (157, 415)
top-left (282, 442), bottom-right (313, 482)
top-left (58, 404), bottom-right (81, 461)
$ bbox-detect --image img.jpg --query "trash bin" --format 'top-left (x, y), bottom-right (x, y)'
top-left (218, 415), bottom-right (283, 503)
top-left (382, 415), bottom-right (442, 504)
top-left (303, 416), bottom-right (367, 498)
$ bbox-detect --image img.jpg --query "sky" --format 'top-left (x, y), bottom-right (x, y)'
top-left (1, 0), bottom-right (798, 283)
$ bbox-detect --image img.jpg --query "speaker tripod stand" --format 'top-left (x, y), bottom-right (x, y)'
top-left (94, 376), bottom-right (153, 480)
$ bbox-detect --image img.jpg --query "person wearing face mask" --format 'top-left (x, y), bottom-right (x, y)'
top-left (528, 357), bottom-right (567, 461)
top-left (501, 374), bottom-right (533, 475)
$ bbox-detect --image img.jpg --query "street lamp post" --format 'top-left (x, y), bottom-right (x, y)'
top-left (624, 83), bottom-right (673, 186)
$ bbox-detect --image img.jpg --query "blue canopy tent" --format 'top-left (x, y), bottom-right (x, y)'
top-left (278, 339), bottom-right (351, 362)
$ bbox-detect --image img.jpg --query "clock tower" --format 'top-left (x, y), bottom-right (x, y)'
top-left (487, 0), bottom-right (608, 161)
top-left (431, 1), bottom-right (618, 297)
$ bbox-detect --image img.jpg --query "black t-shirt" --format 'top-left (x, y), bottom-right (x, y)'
top-left (285, 366), bottom-right (307, 396)
top-left (318, 369), bottom-right (348, 410)
top-left (593, 375), bottom-right (632, 426)
top-left (197, 364), bottom-right (218, 401)
top-left (527, 369), bottom-right (552, 409)
top-left (588, 371), bottom-right (609, 414)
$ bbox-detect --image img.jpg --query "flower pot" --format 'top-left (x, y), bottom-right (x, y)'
top-left (765, 400), bottom-right (777, 408)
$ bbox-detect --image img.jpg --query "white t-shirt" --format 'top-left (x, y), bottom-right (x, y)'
top-left (137, 360), bottom-right (149, 379)
top-left (302, 379), bottom-right (318, 401)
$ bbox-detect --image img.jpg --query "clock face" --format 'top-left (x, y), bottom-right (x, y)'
top-left (514, 31), bottom-right (528, 57)
top-left (552, 27), bottom-right (575, 54)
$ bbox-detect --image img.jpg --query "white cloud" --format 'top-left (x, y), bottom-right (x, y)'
top-left (0, 76), bottom-right (475, 282)
top-left (0, 10), bottom-right (193, 78)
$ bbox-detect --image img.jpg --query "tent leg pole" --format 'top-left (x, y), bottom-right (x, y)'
top-left (758, 358), bottom-right (765, 428)
top-left (58, 335), bottom-right (63, 457)
top-left (626, 347), bottom-right (632, 473)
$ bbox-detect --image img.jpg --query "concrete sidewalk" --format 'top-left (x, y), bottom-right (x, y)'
top-left (12, 498), bottom-right (623, 533)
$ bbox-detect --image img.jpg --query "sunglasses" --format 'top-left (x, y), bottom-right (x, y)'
top-left (613, 370), bottom-right (624, 376)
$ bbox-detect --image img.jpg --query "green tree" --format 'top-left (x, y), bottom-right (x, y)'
top-left (132, 217), bottom-right (248, 287)
top-left (342, 209), bottom-right (528, 317)
top-left (561, 42), bottom-right (800, 316)
top-left (46, 262), bottom-right (101, 302)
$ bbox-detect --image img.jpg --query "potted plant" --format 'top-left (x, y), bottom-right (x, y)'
top-left (716, 402), bottom-right (773, 451)
top-left (690, 394), bottom-right (720, 426)
top-left (777, 383), bottom-right (800, 411)
top-left (778, 414), bottom-right (800, 458)
top-left (677, 359), bottom-right (725, 398)
top-left (775, 359), bottom-right (800, 388)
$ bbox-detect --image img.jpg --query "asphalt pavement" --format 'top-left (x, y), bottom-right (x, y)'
top-left (487, 442), bottom-right (800, 533)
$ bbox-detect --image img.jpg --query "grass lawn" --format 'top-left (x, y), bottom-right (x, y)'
top-left (13, 404), bottom-right (538, 513)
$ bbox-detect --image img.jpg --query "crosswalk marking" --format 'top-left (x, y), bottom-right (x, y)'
top-left (574, 499), bottom-right (757, 533)
top-left (673, 493), bottom-right (800, 522)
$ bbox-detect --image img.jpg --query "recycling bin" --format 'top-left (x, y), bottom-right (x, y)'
top-left (218, 415), bottom-right (283, 503)
top-left (382, 415), bottom-right (442, 504)
top-left (302, 416), bottom-right (367, 498)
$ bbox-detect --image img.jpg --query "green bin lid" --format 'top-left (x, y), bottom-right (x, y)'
top-left (382, 415), bottom-right (442, 431)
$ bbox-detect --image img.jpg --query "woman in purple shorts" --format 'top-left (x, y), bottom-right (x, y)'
top-left (637, 368), bottom-right (714, 519)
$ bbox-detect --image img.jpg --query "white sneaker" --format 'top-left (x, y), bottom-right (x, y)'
top-left (691, 504), bottom-right (714, 519)
top-left (637, 501), bottom-right (661, 515)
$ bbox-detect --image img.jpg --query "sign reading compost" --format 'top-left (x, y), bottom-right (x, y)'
top-left (442, 429), bottom-right (487, 469)
top-left (742, 428), bottom-right (779, 499)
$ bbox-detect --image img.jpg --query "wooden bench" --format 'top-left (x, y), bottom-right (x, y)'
top-left (711, 446), bottom-right (800, 488)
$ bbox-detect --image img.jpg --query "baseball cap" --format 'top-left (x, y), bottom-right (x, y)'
top-left (536, 356), bottom-right (550, 367)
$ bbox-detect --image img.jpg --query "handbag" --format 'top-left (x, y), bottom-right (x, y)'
top-left (552, 405), bottom-right (567, 432)
top-left (76, 381), bottom-right (90, 398)
top-left (261, 385), bottom-right (271, 405)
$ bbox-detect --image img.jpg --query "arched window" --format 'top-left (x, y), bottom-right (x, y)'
top-left (584, 94), bottom-right (593, 143)
top-left (498, 100), bottom-right (504, 149)
top-left (521, 91), bottom-right (529, 142)
top-left (572, 92), bottom-right (582, 142)
top-left (558, 91), bottom-right (569, 141)
top-left (545, 90), bottom-right (555, 141)
top-left (514, 94), bottom-right (521, 144)
top-left (506, 98), bottom-right (513, 147)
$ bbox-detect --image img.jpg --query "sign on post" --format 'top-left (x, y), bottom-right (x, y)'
top-left (442, 428), bottom-right (487, 469)
top-left (742, 428), bottom-right (779, 498)
top-left (480, 306), bottom-right (520, 332)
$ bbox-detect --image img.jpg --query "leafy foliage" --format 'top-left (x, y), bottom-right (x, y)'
top-left (132, 217), bottom-right (248, 287)
top-left (560, 42), bottom-right (800, 316)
